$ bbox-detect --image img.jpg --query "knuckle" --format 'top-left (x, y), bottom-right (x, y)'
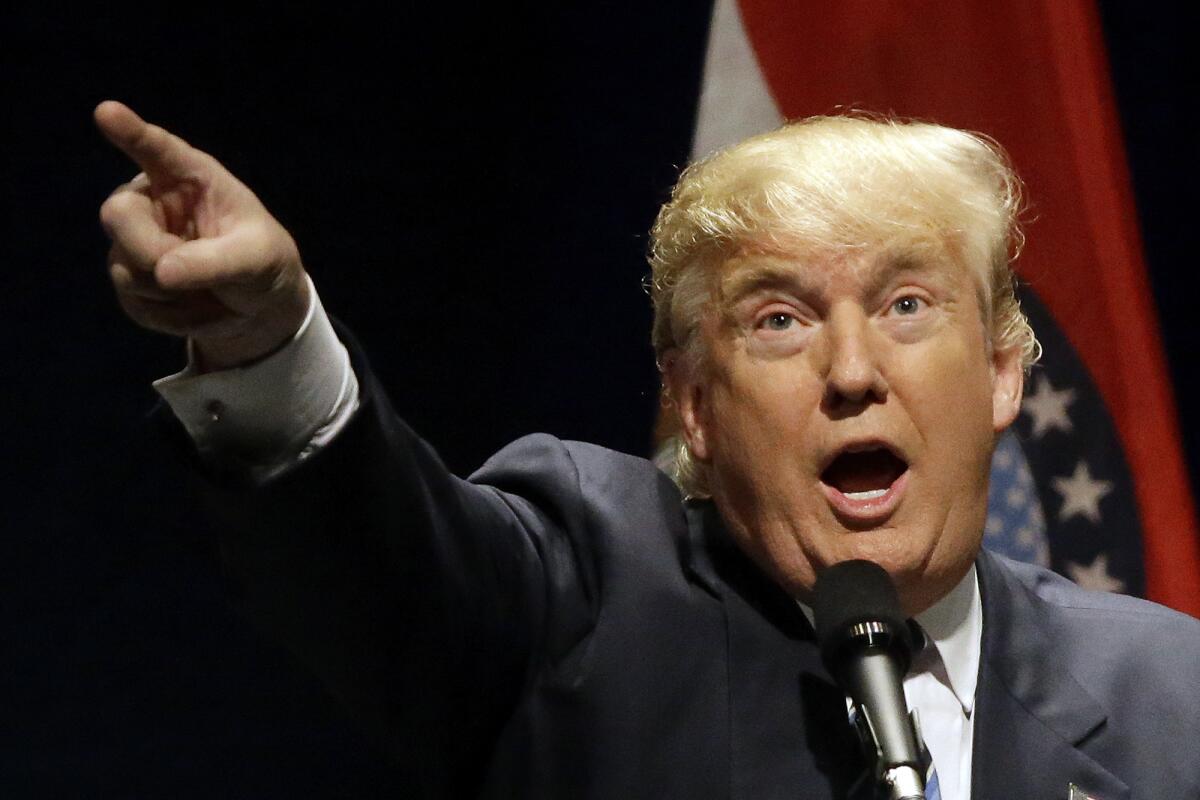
top-left (192, 146), bottom-right (217, 170)
top-left (250, 219), bottom-right (297, 272)
top-left (109, 261), bottom-right (130, 289)
top-left (110, 244), bottom-right (157, 281)
top-left (98, 199), bottom-right (118, 230)
top-left (241, 217), bottom-right (273, 245)
top-left (99, 191), bottom-right (137, 227)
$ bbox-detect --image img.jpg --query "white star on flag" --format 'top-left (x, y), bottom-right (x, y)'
top-left (1067, 554), bottom-right (1126, 593)
top-left (1022, 374), bottom-right (1076, 439)
top-left (1052, 461), bottom-right (1113, 523)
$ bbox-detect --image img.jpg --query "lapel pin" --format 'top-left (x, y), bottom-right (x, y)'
top-left (1069, 783), bottom-right (1100, 800)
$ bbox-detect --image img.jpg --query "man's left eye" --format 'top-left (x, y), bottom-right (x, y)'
top-left (892, 296), bottom-right (923, 315)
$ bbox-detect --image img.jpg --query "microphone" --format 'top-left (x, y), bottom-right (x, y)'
top-left (813, 560), bottom-right (925, 800)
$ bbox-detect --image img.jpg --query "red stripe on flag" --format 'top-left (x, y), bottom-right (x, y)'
top-left (1039, 1), bottom-right (1200, 614)
top-left (738, 0), bottom-right (1200, 614)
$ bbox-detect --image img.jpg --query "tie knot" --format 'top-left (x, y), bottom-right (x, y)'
top-left (907, 619), bottom-right (929, 653)
top-left (907, 621), bottom-right (946, 678)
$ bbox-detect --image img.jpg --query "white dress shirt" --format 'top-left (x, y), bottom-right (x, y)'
top-left (906, 566), bottom-right (981, 800)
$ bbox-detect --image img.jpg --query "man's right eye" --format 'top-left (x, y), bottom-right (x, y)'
top-left (762, 313), bottom-right (794, 331)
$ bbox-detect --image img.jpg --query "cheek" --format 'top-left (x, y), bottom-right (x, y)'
top-left (707, 366), bottom-right (814, 455)
top-left (901, 342), bottom-right (997, 519)
top-left (907, 338), bottom-right (996, 423)
top-left (703, 370), bottom-right (828, 534)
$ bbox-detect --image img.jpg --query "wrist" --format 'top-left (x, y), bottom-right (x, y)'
top-left (193, 272), bottom-right (312, 372)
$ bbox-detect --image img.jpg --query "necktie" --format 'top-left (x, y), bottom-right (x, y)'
top-left (924, 766), bottom-right (942, 800)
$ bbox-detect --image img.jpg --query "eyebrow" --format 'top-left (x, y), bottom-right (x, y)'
top-left (718, 250), bottom-right (948, 308)
top-left (717, 261), bottom-right (821, 306)
top-left (866, 251), bottom-right (945, 290)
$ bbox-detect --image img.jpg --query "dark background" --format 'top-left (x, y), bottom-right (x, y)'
top-left (4, 2), bottom-right (1195, 795)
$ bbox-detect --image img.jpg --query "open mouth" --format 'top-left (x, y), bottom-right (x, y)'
top-left (820, 446), bottom-right (909, 502)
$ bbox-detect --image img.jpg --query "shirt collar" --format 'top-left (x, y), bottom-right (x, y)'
top-left (797, 564), bottom-right (982, 715)
top-left (912, 564), bottom-right (981, 715)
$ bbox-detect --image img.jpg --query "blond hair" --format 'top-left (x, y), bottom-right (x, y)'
top-left (648, 114), bottom-right (1039, 497)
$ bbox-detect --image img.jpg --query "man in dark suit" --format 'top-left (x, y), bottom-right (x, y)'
top-left (97, 100), bottom-right (1200, 798)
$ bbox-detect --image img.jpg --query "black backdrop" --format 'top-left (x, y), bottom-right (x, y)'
top-left (4, 3), bottom-right (1195, 795)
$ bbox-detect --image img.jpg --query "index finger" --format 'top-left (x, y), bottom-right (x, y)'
top-left (94, 100), bottom-right (207, 186)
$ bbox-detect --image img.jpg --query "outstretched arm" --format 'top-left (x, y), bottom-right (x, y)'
top-left (95, 105), bottom-right (583, 792)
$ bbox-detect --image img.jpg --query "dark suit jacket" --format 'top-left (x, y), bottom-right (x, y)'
top-left (195, 361), bottom-right (1200, 799)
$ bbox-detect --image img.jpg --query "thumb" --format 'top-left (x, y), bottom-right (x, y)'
top-left (156, 223), bottom-right (289, 292)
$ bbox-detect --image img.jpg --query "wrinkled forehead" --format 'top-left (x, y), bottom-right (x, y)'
top-left (706, 234), bottom-right (990, 313)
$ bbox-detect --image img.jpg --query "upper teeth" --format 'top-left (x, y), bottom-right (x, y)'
top-left (844, 488), bottom-right (888, 500)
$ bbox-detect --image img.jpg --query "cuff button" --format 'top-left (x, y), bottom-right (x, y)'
top-left (204, 399), bottom-right (225, 423)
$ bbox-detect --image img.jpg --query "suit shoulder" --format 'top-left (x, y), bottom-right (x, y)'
top-left (996, 553), bottom-right (1199, 624)
top-left (991, 552), bottom-right (1200, 662)
top-left (561, 438), bottom-right (679, 489)
top-left (469, 434), bottom-right (683, 523)
top-left (474, 434), bottom-right (675, 494)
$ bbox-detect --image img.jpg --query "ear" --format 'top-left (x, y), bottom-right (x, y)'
top-left (991, 344), bottom-right (1024, 433)
top-left (662, 348), bottom-right (712, 462)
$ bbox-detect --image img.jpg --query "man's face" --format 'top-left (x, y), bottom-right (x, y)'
top-left (671, 246), bottom-right (1023, 615)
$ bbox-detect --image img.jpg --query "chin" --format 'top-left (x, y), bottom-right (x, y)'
top-left (816, 529), bottom-right (959, 612)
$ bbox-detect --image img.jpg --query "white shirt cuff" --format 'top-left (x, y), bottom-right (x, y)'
top-left (153, 279), bottom-right (359, 479)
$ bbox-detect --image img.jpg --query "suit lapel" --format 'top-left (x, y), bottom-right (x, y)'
top-left (682, 502), bottom-right (866, 799)
top-left (972, 551), bottom-right (1129, 800)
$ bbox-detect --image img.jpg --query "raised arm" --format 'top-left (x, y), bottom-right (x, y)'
top-left (94, 105), bottom-right (579, 791)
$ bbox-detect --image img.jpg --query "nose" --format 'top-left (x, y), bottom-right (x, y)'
top-left (820, 304), bottom-right (889, 413)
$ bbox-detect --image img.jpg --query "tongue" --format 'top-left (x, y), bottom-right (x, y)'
top-left (823, 450), bottom-right (905, 494)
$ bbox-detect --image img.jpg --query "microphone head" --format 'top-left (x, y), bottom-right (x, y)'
top-left (812, 560), bottom-right (914, 677)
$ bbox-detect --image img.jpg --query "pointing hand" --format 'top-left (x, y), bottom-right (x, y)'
top-left (96, 101), bottom-right (310, 370)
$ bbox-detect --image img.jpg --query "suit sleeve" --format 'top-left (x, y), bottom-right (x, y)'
top-left (174, 332), bottom-right (596, 790)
